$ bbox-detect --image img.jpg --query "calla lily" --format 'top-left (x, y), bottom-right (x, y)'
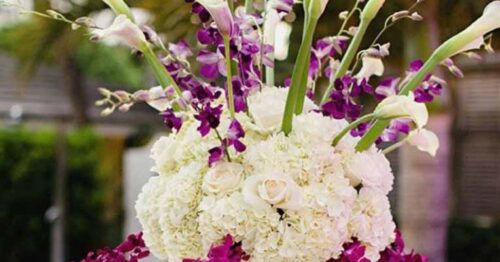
top-left (274, 21), bottom-right (293, 60)
top-left (407, 129), bottom-right (439, 157)
top-left (305, 0), bottom-right (330, 19)
top-left (361, 0), bottom-right (386, 20)
top-left (91, 15), bottom-right (147, 51)
top-left (196, 0), bottom-right (234, 36)
top-left (263, 9), bottom-right (280, 47)
top-left (374, 94), bottom-right (428, 129)
top-left (437, 1), bottom-right (500, 58)
top-left (102, 0), bottom-right (134, 20)
top-left (355, 55), bottom-right (384, 81)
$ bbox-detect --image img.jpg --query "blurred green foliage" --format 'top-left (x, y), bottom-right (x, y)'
top-left (0, 128), bottom-right (121, 261)
top-left (447, 219), bottom-right (500, 262)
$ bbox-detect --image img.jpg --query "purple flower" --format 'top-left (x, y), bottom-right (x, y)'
top-left (208, 146), bottom-right (224, 166)
top-left (197, 49), bottom-right (226, 79)
top-left (169, 40), bottom-right (193, 59)
top-left (80, 232), bottom-right (149, 262)
top-left (380, 119), bottom-right (411, 143)
top-left (327, 240), bottom-right (369, 262)
top-left (227, 119), bottom-right (246, 152)
top-left (321, 76), bottom-right (366, 121)
top-left (379, 230), bottom-right (428, 262)
top-left (195, 103), bottom-right (223, 136)
top-left (409, 59), bottom-right (424, 73)
top-left (184, 234), bottom-right (250, 262)
top-left (160, 109), bottom-right (183, 132)
top-left (375, 77), bottom-right (400, 100)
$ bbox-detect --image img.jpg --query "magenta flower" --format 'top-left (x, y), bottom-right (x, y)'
top-left (227, 119), bottom-right (246, 152)
top-left (184, 234), bottom-right (250, 262)
top-left (208, 146), bottom-right (225, 166)
top-left (80, 232), bottom-right (149, 262)
top-left (160, 109), bottom-right (183, 132)
top-left (195, 103), bottom-right (223, 136)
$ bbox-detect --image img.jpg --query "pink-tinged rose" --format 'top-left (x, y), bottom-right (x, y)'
top-left (242, 171), bottom-right (302, 210)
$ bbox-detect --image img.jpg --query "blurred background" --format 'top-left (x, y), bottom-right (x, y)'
top-left (0, 0), bottom-right (499, 261)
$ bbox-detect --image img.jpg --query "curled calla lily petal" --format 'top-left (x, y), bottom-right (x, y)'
top-left (374, 94), bottom-right (428, 129)
top-left (263, 8), bottom-right (280, 47)
top-left (91, 15), bottom-right (146, 51)
top-left (407, 129), bottom-right (439, 157)
top-left (274, 21), bottom-right (293, 60)
top-left (196, 0), bottom-right (234, 36)
top-left (361, 0), bottom-right (386, 20)
top-left (355, 55), bottom-right (384, 81)
top-left (438, 1), bottom-right (500, 58)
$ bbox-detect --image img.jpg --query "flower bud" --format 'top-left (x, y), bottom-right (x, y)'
top-left (196, 0), bottom-right (234, 36)
top-left (90, 15), bottom-right (147, 51)
top-left (361, 0), bottom-right (386, 21)
top-left (374, 94), bottom-right (428, 129)
top-left (102, 0), bottom-right (134, 21)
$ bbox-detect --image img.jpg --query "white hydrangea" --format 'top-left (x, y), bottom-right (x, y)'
top-left (136, 87), bottom-right (397, 261)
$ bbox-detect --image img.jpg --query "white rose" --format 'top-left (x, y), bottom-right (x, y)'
top-left (242, 171), bottom-right (302, 210)
top-left (202, 162), bottom-right (244, 194)
top-left (346, 149), bottom-right (394, 194)
top-left (248, 87), bottom-right (317, 130)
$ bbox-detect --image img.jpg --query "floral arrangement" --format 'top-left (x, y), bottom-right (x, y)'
top-left (10, 0), bottom-right (500, 261)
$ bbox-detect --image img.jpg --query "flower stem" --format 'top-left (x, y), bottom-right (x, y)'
top-left (223, 35), bottom-right (236, 119)
top-left (354, 54), bottom-right (441, 152)
top-left (228, 0), bottom-right (234, 12)
top-left (142, 45), bottom-right (182, 96)
top-left (336, 0), bottom-right (361, 37)
top-left (321, 19), bottom-right (370, 104)
top-left (332, 113), bottom-right (375, 146)
top-left (382, 139), bottom-right (406, 155)
top-left (265, 66), bottom-right (275, 87)
top-left (245, 0), bottom-right (253, 13)
top-left (281, 17), bottom-right (318, 134)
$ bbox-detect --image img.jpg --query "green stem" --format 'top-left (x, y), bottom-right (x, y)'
top-left (294, 18), bottom-right (319, 114)
top-left (321, 19), bottom-right (370, 104)
top-left (336, 0), bottom-right (361, 37)
top-left (332, 113), bottom-right (374, 146)
top-left (265, 66), bottom-right (275, 87)
top-left (142, 45), bottom-right (182, 96)
top-left (228, 0), bottom-right (234, 12)
top-left (354, 53), bottom-right (442, 152)
top-left (223, 35), bottom-right (236, 119)
top-left (245, 0), bottom-right (253, 13)
top-left (280, 17), bottom-right (316, 134)
top-left (382, 139), bottom-right (406, 154)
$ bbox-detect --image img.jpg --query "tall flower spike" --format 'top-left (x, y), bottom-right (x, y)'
top-left (196, 0), bottom-right (234, 36)
top-left (91, 15), bottom-right (147, 51)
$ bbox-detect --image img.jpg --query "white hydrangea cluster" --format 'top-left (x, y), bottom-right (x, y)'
top-left (136, 87), bottom-right (396, 262)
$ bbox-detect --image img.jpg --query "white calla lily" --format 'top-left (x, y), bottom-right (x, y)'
top-left (361, 0), bottom-right (386, 20)
top-left (91, 15), bottom-right (146, 51)
top-left (196, 0), bottom-right (234, 36)
top-left (356, 55), bottom-right (384, 81)
top-left (407, 129), bottom-right (440, 157)
top-left (263, 9), bottom-right (280, 46)
top-left (374, 94), bottom-right (428, 129)
top-left (437, 1), bottom-right (500, 58)
top-left (274, 22), bottom-right (293, 60)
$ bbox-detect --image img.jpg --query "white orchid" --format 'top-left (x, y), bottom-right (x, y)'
top-left (356, 55), bottom-right (385, 81)
top-left (374, 94), bottom-right (428, 129)
top-left (91, 15), bottom-right (146, 51)
top-left (407, 129), bottom-right (439, 157)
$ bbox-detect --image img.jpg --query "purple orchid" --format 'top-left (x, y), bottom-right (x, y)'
top-left (169, 40), bottom-right (194, 59)
top-left (80, 232), bottom-right (150, 262)
top-left (184, 234), bottom-right (250, 262)
top-left (327, 240), bottom-right (369, 262)
top-left (161, 109), bottom-right (183, 132)
top-left (195, 103), bottom-right (223, 136)
top-left (379, 230), bottom-right (428, 262)
top-left (227, 119), bottom-right (246, 152)
top-left (198, 49), bottom-right (227, 79)
top-left (379, 119), bottom-right (411, 143)
top-left (208, 146), bottom-right (225, 166)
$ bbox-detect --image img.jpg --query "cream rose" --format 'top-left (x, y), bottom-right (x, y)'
top-left (202, 162), bottom-right (244, 194)
top-left (242, 171), bottom-right (302, 210)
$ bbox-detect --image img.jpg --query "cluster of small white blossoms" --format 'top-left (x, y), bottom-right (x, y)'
top-left (135, 87), bottom-right (396, 262)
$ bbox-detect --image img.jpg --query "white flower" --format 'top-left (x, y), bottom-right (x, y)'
top-left (374, 94), bottom-right (428, 129)
top-left (263, 9), bottom-right (280, 46)
top-left (247, 87), bottom-right (317, 130)
top-left (91, 15), bottom-right (146, 50)
top-left (274, 22), bottom-right (293, 60)
top-left (356, 55), bottom-right (384, 81)
top-left (243, 171), bottom-right (302, 210)
top-left (196, 0), bottom-right (234, 36)
top-left (150, 136), bottom-right (179, 174)
top-left (146, 86), bottom-right (171, 111)
top-left (346, 149), bottom-right (394, 194)
top-left (202, 162), bottom-right (244, 194)
top-left (407, 128), bottom-right (439, 157)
